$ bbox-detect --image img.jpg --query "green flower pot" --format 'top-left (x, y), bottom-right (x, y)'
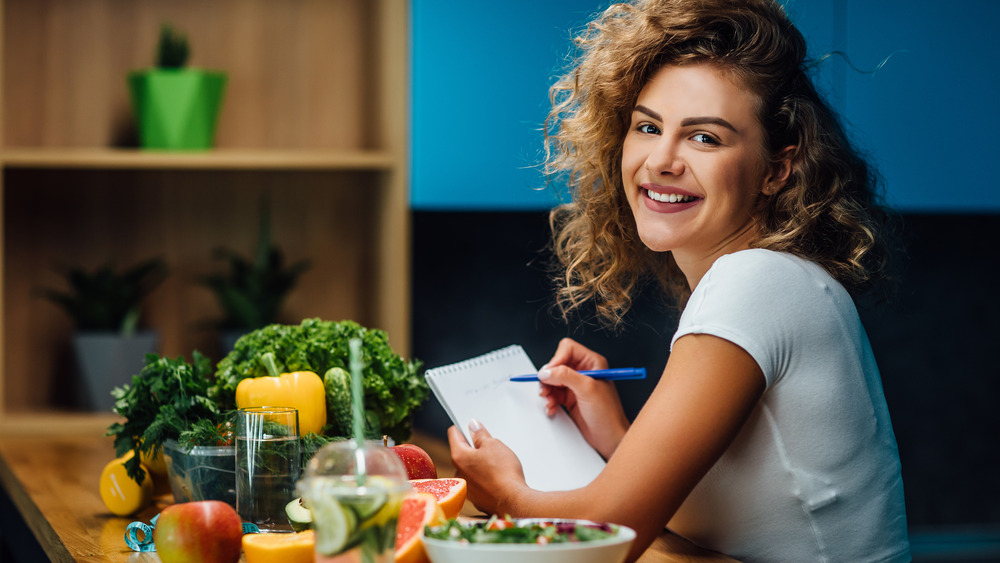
top-left (127, 69), bottom-right (227, 150)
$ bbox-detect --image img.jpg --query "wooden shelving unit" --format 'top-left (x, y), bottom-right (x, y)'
top-left (0, 0), bottom-right (411, 425)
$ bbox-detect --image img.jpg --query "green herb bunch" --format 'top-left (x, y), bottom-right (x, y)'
top-left (107, 352), bottom-right (223, 483)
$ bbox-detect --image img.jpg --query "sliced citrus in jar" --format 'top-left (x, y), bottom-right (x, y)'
top-left (349, 488), bottom-right (388, 521)
top-left (309, 493), bottom-right (356, 555)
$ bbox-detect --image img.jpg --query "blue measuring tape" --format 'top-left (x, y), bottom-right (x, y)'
top-left (124, 513), bottom-right (260, 552)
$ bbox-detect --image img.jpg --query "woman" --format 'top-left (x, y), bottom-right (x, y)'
top-left (448, 0), bottom-right (910, 561)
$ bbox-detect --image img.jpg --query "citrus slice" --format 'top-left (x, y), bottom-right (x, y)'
top-left (309, 494), bottom-right (356, 555)
top-left (348, 488), bottom-right (388, 521)
top-left (242, 530), bottom-right (316, 563)
top-left (395, 492), bottom-right (445, 563)
top-left (409, 478), bottom-right (467, 519)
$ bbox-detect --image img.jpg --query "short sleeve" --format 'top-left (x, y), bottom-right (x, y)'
top-left (671, 250), bottom-right (828, 388)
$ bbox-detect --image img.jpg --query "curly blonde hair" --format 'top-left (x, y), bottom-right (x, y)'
top-left (546, 0), bottom-right (896, 327)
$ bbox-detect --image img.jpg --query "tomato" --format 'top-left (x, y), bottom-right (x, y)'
top-left (487, 518), bottom-right (514, 531)
top-left (216, 421), bottom-right (234, 446)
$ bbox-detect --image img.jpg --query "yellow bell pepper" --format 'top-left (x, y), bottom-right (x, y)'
top-left (235, 353), bottom-right (327, 435)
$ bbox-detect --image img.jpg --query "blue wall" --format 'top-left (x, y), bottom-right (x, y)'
top-left (411, 0), bottom-right (1000, 212)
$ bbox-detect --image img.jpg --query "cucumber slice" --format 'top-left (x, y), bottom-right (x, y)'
top-left (310, 495), bottom-right (356, 555)
top-left (285, 497), bottom-right (313, 532)
top-left (350, 490), bottom-right (388, 521)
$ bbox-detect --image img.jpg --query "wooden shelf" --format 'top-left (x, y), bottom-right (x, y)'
top-left (0, 0), bottom-right (412, 417)
top-left (0, 148), bottom-right (397, 171)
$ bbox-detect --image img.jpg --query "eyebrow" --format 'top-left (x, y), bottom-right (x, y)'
top-left (633, 105), bottom-right (740, 134)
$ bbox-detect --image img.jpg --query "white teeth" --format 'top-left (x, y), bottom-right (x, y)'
top-left (646, 189), bottom-right (696, 203)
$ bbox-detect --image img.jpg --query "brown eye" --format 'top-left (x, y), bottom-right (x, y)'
top-left (691, 133), bottom-right (720, 145)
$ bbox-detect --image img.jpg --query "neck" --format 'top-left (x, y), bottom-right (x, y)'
top-left (674, 225), bottom-right (758, 291)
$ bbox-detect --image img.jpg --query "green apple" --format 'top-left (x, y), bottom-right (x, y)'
top-left (153, 500), bottom-right (242, 563)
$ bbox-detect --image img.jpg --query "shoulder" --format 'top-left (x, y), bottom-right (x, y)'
top-left (708, 249), bottom-right (814, 280)
top-left (697, 249), bottom-right (834, 301)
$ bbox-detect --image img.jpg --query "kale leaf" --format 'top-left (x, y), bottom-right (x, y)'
top-left (211, 318), bottom-right (426, 443)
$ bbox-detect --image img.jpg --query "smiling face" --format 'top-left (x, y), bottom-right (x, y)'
top-left (622, 63), bottom-right (786, 287)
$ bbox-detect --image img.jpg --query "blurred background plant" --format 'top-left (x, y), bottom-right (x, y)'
top-left (38, 257), bottom-right (169, 335)
top-left (200, 204), bottom-right (312, 333)
top-left (156, 23), bottom-right (190, 68)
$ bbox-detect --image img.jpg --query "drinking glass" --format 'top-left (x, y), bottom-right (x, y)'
top-left (297, 439), bottom-right (410, 562)
top-left (236, 406), bottom-right (301, 532)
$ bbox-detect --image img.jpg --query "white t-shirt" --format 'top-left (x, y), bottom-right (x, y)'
top-left (668, 249), bottom-right (910, 562)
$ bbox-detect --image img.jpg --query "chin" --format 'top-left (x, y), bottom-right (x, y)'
top-left (636, 227), bottom-right (679, 253)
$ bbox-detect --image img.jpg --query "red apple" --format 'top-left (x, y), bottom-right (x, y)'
top-left (153, 500), bottom-right (242, 563)
top-left (389, 443), bottom-right (437, 479)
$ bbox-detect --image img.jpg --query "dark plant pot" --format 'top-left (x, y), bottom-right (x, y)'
top-left (72, 331), bottom-right (158, 411)
top-left (127, 69), bottom-right (227, 150)
top-left (219, 329), bottom-right (247, 356)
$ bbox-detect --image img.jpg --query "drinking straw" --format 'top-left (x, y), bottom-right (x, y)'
top-left (348, 338), bottom-right (367, 485)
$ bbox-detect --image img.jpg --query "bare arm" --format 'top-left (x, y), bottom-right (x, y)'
top-left (450, 333), bottom-right (765, 561)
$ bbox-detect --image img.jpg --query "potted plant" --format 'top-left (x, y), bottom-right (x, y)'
top-left (128, 23), bottom-right (227, 150)
top-left (38, 256), bottom-right (169, 411)
top-left (200, 205), bottom-right (312, 352)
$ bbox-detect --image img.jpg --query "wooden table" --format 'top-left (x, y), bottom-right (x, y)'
top-left (0, 414), bottom-right (736, 562)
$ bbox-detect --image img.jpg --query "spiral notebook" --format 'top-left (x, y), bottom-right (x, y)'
top-left (425, 345), bottom-right (606, 491)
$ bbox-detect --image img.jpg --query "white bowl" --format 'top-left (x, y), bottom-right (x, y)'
top-left (422, 518), bottom-right (636, 563)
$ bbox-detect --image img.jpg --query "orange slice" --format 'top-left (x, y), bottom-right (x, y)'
top-left (394, 492), bottom-right (445, 563)
top-left (242, 530), bottom-right (316, 563)
top-left (408, 478), bottom-right (468, 519)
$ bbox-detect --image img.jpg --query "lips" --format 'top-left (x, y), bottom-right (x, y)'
top-left (641, 185), bottom-right (701, 212)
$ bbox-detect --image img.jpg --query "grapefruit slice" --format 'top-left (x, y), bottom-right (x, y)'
top-left (408, 478), bottom-right (468, 519)
top-left (395, 492), bottom-right (445, 563)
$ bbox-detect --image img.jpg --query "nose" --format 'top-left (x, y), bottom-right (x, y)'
top-left (644, 136), bottom-right (685, 177)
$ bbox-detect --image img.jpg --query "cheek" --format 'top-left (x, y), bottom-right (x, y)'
top-left (620, 139), bottom-right (643, 185)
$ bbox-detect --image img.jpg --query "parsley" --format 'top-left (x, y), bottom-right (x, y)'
top-left (106, 352), bottom-right (223, 484)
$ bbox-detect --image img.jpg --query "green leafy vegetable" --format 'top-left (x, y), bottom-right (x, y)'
top-left (425, 516), bottom-right (618, 544)
top-left (106, 352), bottom-right (222, 483)
top-left (212, 318), bottom-right (426, 442)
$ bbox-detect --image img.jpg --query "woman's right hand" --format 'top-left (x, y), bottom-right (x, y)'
top-left (538, 338), bottom-right (630, 459)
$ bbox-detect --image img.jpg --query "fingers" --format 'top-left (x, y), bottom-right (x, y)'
top-left (544, 337), bottom-right (608, 372)
top-left (539, 364), bottom-right (596, 393)
top-left (446, 419), bottom-right (491, 451)
top-left (467, 418), bottom-right (491, 448)
top-left (447, 424), bottom-right (469, 449)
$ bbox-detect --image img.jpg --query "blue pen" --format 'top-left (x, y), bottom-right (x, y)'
top-left (509, 367), bottom-right (646, 382)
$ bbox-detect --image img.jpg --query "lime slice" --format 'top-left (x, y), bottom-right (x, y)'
top-left (361, 494), bottom-right (402, 530)
top-left (351, 489), bottom-right (388, 521)
top-left (309, 494), bottom-right (356, 555)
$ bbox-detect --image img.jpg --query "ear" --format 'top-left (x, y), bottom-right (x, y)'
top-left (762, 145), bottom-right (796, 195)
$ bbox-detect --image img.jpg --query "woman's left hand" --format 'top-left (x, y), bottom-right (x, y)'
top-left (448, 421), bottom-right (528, 516)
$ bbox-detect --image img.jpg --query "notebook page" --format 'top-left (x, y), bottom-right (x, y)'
top-left (425, 345), bottom-right (606, 491)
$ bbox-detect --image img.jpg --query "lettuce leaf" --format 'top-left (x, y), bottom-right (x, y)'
top-left (211, 318), bottom-right (426, 442)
